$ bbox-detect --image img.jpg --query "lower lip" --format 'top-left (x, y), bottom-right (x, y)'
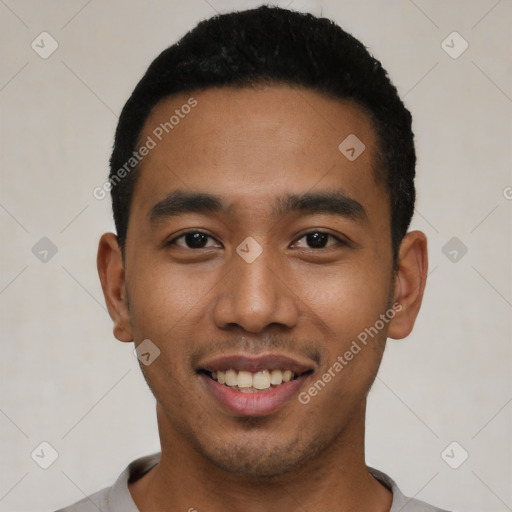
top-left (201, 373), bottom-right (308, 416)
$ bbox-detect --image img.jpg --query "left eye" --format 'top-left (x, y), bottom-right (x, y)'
top-left (169, 232), bottom-right (220, 249)
top-left (293, 231), bottom-right (342, 249)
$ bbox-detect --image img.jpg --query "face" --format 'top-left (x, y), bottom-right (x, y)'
top-left (98, 85), bottom-right (426, 478)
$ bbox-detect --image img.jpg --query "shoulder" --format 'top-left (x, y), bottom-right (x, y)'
top-left (368, 467), bottom-right (451, 512)
top-left (53, 485), bottom-right (111, 512)
top-left (54, 453), bottom-right (160, 512)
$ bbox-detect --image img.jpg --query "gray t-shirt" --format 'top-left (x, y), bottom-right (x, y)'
top-left (55, 453), bottom-right (449, 512)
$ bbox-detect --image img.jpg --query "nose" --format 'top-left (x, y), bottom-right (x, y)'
top-left (212, 246), bottom-right (300, 333)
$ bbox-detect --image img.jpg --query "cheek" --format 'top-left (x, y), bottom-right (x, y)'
top-left (126, 259), bottom-right (214, 338)
top-left (297, 262), bottom-right (391, 341)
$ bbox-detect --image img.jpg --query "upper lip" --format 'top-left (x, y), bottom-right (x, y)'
top-left (197, 353), bottom-right (316, 375)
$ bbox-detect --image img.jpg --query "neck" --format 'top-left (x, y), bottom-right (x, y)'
top-left (129, 402), bottom-right (392, 512)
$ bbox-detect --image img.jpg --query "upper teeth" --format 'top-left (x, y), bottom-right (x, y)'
top-left (212, 369), bottom-right (295, 390)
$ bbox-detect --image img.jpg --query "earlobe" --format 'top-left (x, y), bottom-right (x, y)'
top-left (97, 233), bottom-right (133, 342)
top-left (387, 230), bottom-right (428, 340)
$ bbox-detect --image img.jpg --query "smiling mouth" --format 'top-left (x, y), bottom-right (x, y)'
top-left (200, 368), bottom-right (313, 393)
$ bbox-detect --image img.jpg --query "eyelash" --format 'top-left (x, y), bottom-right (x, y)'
top-left (166, 230), bottom-right (346, 250)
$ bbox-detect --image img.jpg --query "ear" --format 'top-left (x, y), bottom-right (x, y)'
top-left (97, 233), bottom-right (133, 342)
top-left (387, 230), bottom-right (428, 340)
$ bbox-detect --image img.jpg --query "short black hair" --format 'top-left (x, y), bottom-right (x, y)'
top-left (109, 5), bottom-right (416, 262)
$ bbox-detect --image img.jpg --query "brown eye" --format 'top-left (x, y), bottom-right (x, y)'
top-left (305, 232), bottom-right (329, 248)
top-left (294, 231), bottom-right (341, 249)
top-left (169, 232), bottom-right (220, 249)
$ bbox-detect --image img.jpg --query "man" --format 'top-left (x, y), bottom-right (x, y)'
top-left (58, 5), bottom-right (448, 512)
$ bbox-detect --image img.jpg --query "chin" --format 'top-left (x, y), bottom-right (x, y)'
top-left (196, 432), bottom-right (327, 478)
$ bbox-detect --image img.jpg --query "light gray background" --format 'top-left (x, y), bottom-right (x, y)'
top-left (0, 1), bottom-right (511, 511)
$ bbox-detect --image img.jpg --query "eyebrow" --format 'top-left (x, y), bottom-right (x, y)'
top-left (273, 191), bottom-right (367, 222)
top-left (149, 190), bottom-right (367, 224)
top-left (149, 190), bottom-right (227, 223)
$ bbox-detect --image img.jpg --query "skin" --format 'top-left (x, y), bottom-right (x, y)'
top-left (97, 84), bottom-right (427, 512)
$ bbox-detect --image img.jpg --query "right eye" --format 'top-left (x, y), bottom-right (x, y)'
top-left (166, 231), bottom-right (222, 249)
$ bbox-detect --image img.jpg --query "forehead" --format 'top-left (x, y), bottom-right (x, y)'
top-left (132, 85), bottom-right (387, 220)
